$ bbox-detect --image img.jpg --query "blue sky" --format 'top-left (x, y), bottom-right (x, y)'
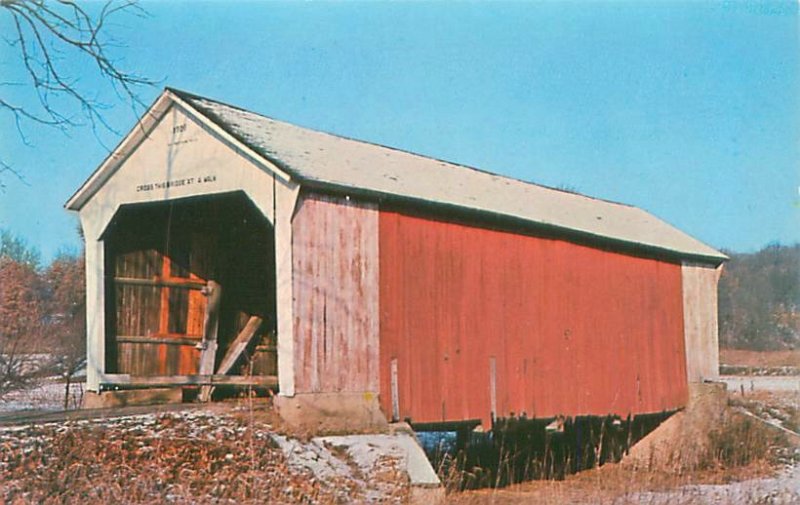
top-left (1, 0), bottom-right (798, 262)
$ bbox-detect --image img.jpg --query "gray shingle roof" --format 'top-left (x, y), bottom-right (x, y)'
top-left (172, 89), bottom-right (725, 263)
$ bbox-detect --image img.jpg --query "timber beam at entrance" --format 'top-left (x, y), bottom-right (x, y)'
top-left (99, 374), bottom-right (278, 389)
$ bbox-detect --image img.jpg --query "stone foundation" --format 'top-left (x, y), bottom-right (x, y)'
top-left (82, 388), bottom-right (183, 409)
top-left (274, 391), bottom-right (389, 433)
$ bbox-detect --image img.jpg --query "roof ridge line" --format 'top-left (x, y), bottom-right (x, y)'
top-left (156, 87), bottom-right (724, 263)
top-left (171, 87), bottom-right (638, 210)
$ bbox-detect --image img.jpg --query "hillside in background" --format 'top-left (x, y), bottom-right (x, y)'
top-left (719, 243), bottom-right (800, 351)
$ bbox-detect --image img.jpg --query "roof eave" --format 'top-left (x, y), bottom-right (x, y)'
top-left (300, 178), bottom-right (728, 266)
top-left (65, 87), bottom-right (728, 265)
top-left (64, 88), bottom-right (296, 212)
top-left (64, 90), bottom-right (174, 211)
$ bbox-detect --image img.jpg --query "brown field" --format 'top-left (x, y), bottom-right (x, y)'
top-left (719, 348), bottom-right (800, 368)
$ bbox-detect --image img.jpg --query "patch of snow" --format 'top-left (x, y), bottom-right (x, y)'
top-left (720, 376), bottom-right (800, 392)
top-left (271, 434), bottom-right (354, 480)
top-left (617, 463), bottom-right (800, 505)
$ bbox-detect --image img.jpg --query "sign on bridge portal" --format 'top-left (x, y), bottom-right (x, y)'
top-left (136, 174), bottom-right (217, 193)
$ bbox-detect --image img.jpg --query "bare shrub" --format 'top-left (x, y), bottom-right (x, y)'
top-left (703, 411), bottom-right (787, 470)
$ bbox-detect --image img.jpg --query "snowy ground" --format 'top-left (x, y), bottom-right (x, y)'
top-left (272, 432), bottom-right (434, 502)
top-left (611, 462), bottom-right (800, 505)
top-left (721, 375), bottom-right (800, 393)
top-left (0, 377), bottom-right (85, 413)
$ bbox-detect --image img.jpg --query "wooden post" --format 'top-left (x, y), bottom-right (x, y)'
top-left (201, 315), bottom-right (263, 400)
top-left (455, 426), bottom-right (471, 454)
top-left (390, 358), bottom-right (399, 422)
top-left (198, 280), bottom-right (222, 402)
top-left (489, 356), bottom-right (497, 422)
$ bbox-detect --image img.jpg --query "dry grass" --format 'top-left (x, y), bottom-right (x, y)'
top-left (446, 460), bottom-right (778, 505)
top-left (720, 348), bottom-right (800, 368)
top-left (0, 403), bottom-right (406, 504)
top-left (729, 390), bottom-right (800, 436)
top-left (447, 390), bottom-right (799, 505)
top-left (2, 417), bottom-right (330, 504)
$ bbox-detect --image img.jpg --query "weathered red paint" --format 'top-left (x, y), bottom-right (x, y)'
top-left (379, 210), bottom-right (688, 427)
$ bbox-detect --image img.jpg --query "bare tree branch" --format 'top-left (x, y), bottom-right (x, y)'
top-left (0, 156), bottom-right (29, 191)
top-left (0, 0), bottom-right (156, 187)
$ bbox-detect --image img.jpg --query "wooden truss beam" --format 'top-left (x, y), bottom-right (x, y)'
top-left (216, 316), bottom-right (264, 376)
top-left (198, 315), bottom-right (264, 402)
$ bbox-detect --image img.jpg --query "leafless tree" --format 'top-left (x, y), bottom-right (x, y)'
top-left (47, 333), bottom-right (86, 409)
top-left (45, 253), bottom-right (86, 409)
top-left (1, 0), bottom-right (155, 186)
top-left (0, 255), bottom-right (47, 401)
top-left (1, 232), bottom-right (87, 408)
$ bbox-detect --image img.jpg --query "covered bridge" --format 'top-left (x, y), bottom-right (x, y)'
top-left (66, 88), bottom-right (726, 427)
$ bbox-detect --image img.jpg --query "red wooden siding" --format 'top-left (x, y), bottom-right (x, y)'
top-left (379, 210), bottom-right (688, 427)
top-left (292, 193), bottom-right (380, 393)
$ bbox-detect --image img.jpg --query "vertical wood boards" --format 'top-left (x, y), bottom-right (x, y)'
top-left (292, 192), bottom-right (380, 393)
top-left (112, 246), bottom-right (204, 376)
top-left (251, 344), bottom-right (278, 376)
top-left (116, 341), bottom-right (199, 376)
top-left (379, 210), bottom-right (689, 427)
top-left (682, 262), bottom-right (722, 382)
